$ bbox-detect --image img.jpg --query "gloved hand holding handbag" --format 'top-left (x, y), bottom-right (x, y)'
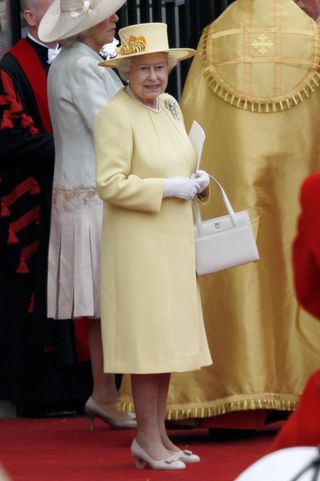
top-left (163, 176), bottom-right (201, 200)
top-left (192, 170), bottom-right (210, 193)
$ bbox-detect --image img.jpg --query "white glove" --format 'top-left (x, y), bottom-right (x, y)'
top-left (163, 176), bottom-right (200, 200)
top-left (192, 170), bottom-right (210, 193)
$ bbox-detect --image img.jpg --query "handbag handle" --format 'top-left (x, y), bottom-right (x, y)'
top-left (193, 175), bottom-right (240, 236)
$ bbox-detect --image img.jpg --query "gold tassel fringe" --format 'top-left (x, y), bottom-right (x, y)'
top-left (117, 397), bottom-right (297, 421)
top-left (199, 24), bottom-right (320, 113)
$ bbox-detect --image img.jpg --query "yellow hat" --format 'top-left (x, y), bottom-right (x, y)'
top-left (99, 22), bottom-right (196, 68)
top-left (197, 0), bottom-right (320, 113)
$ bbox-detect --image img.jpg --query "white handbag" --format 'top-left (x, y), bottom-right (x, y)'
top-left (193, 176), bottom-right (260, 275)
top-left (188, 120), bottom-right (259, 275)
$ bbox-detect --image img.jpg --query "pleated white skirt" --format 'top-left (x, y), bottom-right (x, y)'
top-left (47, 187), bottom-right (102, 319)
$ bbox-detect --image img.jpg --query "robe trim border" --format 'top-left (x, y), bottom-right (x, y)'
top-left (118, 396), bottom-right (297, 420)
top-left (198, 23), bottom-right (320, 113)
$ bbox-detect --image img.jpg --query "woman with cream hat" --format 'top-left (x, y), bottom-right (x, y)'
top-left (95, 22), bottom-right (212, 470)
top-left (233, 446), bottom-right (320, 481)
top-left (38, 0), bottom-right (137, 430)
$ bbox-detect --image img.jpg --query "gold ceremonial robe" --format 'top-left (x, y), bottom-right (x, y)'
top-left (166, 0), bottom-right (320, 420)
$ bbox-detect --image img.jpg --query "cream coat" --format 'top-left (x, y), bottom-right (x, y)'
top-left (95, 89), bottom-right (212, 374)
top-left (47, 42), bottom-right (122, 319)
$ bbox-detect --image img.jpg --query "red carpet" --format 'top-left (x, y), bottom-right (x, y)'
top-left (0, 418), bottom-right (275, 481)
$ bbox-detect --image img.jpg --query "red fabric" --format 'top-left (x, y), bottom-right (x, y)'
top-left (17, 241), bottom-right (39, 274)
top-left (1, 177), bottom-right (40, 217)
top-left (0, 419), bottom-right (275, 481)
top-left (277, 175), bottom-right (320, 452)
top-left (73, 317), bottom-right (90, 361)
top-left (292, 172), bottom-right (320, 320)
top-left (0, 200), bottom-right (10, 218)
top-left (8, 207), bottom-right (40, 270)
top-left (295, 0), bottom-right (320, 19)
top-left (10, 38), bottom-right (52, 134)
top-left (0, 70), bottom-right (38, 134)
top-left (269, 370), bottom-right (320, 451)
top-left (27, 291), bottom-right (35, 313)
top-left (9, 206), bottom-right (40, 237)
top-left (7, 228), bottom-right (18, 245)
top-left (199, 410), bottom-right (284, 430)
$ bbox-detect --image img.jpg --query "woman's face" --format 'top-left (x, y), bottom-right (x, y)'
top-left (128, 53), bottom-right (169, 107)
top-left (83, 13), bottom-right (119, 52)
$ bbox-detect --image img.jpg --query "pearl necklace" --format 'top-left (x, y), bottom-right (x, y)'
top-left (125, 86), bottom-right (162, 113)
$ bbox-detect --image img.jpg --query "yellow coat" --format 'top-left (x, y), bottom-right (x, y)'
top-left (94, 88), bottom-right (212, 374)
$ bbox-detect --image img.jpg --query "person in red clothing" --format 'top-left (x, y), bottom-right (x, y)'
top-left (0, 0), bottom-right (58, 398)
top-left (254, 4), bottom-right (320, 456)
top-left (234, 171), bottom-right (320, 475)
top-left (268, 172), bottom-right (320, 452)
top-left (295, 0), bottom-right (320, 20)
top-left (269, 370), bottom-right (320, 451)
top-left (292, 172), bottom-right (320, 320)
top-left (0, 0), bottom-right (87, 414)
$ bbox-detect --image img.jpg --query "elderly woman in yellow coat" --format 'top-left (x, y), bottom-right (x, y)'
top-left (94, 23), bottom-right (212, 470)
top-left (164, 0), bottom-right (320, 426)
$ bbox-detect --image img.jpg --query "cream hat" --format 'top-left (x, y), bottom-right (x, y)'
top-left (234, 447), bottom-right (320, 481)
top-left (99, 22), bottom-right (196, 68)
top-left (38, 0), bottom-right (126, 43)
top-left (0, 466), bottom-right (11, 481)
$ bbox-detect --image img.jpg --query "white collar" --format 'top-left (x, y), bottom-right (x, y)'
top-left (27, 33), bottom-right (51, 49)
top-left (27, 34), bottom-right (61, 64)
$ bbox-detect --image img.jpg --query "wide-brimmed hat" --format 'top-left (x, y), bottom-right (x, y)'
top-left (99, 22), bottom-right (196, 68)
top-left (234, 447), bottom-right (320, 481)
top-left (38, 0), bottom-right (126, 43)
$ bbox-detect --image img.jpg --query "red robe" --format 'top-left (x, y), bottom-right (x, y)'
top-left (270, 172), bottom-right (320, 451)
top-left (292, 172), bottom-right (320, 320)
top-left (270, 369), bottom-right (320, 450)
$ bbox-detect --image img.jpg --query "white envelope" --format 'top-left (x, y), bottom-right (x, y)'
top-left (188, 120), bottom-right (206, 170)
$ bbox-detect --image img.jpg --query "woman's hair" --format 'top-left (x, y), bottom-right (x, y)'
top-left (117, 53), bottom-right (178, 81)
top-left (59, 28), bottom-right (92, 48)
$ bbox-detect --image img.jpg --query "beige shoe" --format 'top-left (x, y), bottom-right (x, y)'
top-left (84, 396), bottom-right (137, 431)
top-left (131, 439), bottom-right (186, 470)
top-left (174, 449), bottom-right (200, 463)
